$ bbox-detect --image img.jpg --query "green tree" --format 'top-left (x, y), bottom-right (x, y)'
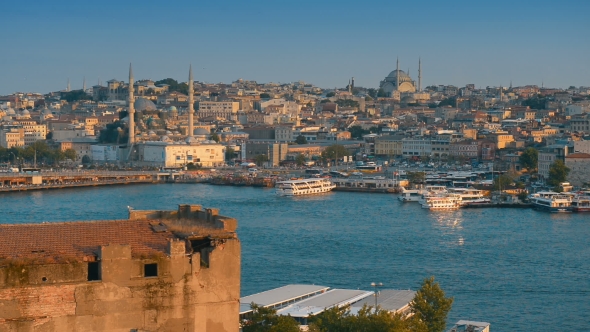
top-left (410, 276), bottom-right (454, 332)
top-left (326, 91), bottom-right (336, 98)
top-left (493, 174), bottom-right (513, 191)
top-left (308, 304), bottom-right (427, 332)
top-left (295, 135), bottom-right (307, 145)
top-left (225, 147), bottom-right (235, 161)
top-left (335, 99), bottom-right (359, 108)
top-left (547, 159), bottom-right (570, 187)
top-left (154, 78), bottom-right (188, 94)
top-left (367, 88), bottom-right (378, 99)
top-left (295, 153), bottom-right (306, 166)
top-left (377, 88), bottom-right (387, 97)
top-left (64, 149), bottom-right (77, 161)
top-left (438, 97), bottom-right (457, 107)
top-left (519, 148), bottom-right (538, 171)
top-left (407, 171), bottom-right (426, 184)
top-left (241, 304), bottom-right (300, 332)
top-left (321, 144), bottom-right (349, 164)
top-left (210, 133), bottom-right (220, 143)
top-left (254, 154), bottom-right (268, 167)
top-left (348, 125), bottom-right (370, 139)
top-left (82, 155), bottom-right (91, 164)
top-left (260, 93), bottom-right (271, 99)
top-left (61, 89), bottom-right (91, 102)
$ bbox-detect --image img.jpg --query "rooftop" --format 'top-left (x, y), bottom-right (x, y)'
top-left (0, 204), bottom-right (236, 264)
top-left (240, 284), bottom-right (329, 314)
top-left (277, 289), bottom-right (373, 318)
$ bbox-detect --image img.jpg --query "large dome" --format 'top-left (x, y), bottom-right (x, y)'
top-left (193, 128), bottom-right (210, 136)
top-left (134, 98), bottom-right (157, 112)
top-left (387, 70), bottom-right (412, 82)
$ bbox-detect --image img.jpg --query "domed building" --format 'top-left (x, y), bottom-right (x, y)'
top-left (379, 58), bottom-right (422, 97)
top-left (134, 98), bottom-right (157, 112)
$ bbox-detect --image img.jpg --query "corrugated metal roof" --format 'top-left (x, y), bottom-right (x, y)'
top-left (240, 284), bottom-right (329, 314)
top-left (277, 289), bottom-right (373, 318)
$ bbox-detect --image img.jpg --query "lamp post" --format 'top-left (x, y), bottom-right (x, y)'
top-left (370, 282), bottom-right (383, 308)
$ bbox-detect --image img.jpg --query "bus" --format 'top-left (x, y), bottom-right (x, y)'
top-left (21, 167), bottom-right (41, 174)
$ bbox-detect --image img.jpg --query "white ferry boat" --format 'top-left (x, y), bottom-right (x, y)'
top-left (447, 188), bottom-right (491, 206)
top-left (275, 178), bottom-right (336, 196)
top-left (418, 185), bottom-right (449, 204)
top-left (421, 194), bottom-right (462, 210)
top-left (398, 188), bottom-right (426, 202)
top-left (571, 195), bottom-right (590, 212)
top-left (529, 191), bottom-right (572, 212)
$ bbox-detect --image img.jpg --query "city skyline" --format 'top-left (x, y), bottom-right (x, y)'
top-left (1, 0), bottom-right (589, 95)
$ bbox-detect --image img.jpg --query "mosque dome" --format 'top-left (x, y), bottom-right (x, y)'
top-left (6, 108), bottom-right (16, 115)
top-left (134, 98), bottom-right (157, 112)
top-left (386, 70), bottom-right (412, 83)
top-left (168, 106), bottom-right (177, 112)
top-left (160, 135), bottom-right (171, 142)
top-left (165, 130), bottom-right (173, 135)
top-left (193, 128), bottom-right (210, 136)
top-left (185, 137), bottom-right (199, 144)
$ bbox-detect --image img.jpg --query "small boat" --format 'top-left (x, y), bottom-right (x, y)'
top-left (276, 178), bottom-right (336, 196)
top-left (571, 195), bottom-right (590, 212)
top-left (447, 188), bottom-right (491, 206)
top-left (398, 188), bottom-right (426, 202)
top-left (529, 191), bottom-right (572, 213)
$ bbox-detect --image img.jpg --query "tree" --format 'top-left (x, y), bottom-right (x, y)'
top-left (547, 159), bottom-right (570, 188)
top-left (348, 125), bottom-right (370, 139)
top-left (493, 174), bottom-right (513, 191)
top-left (308, 304), bottom-right (427, 332)
top-left (407, 171), bottom-right (426, 184)
top-left (154, 78), bottom-right (188, 95)
top-left (82, 155), bottom-right (91, 164)
top-left (64, 149), bottom-right (77, 161)
top-left (377, 88), bottom-right (387, 97)
top-left (241, 304), bottom-right (300, 332)
top-left (437, 97), bottom-right (457, 107)
top-left (260, 93), bottom-right (271, 99)
top-left (295, 135), bottom-right (307, 145)
top-left (321, 144), bottom-right (349, 165)
top-left (225, 147), bottom-right (235, 161)
top-left (367, 88), bottom-right (378, 99)
top-left (295, 153), bottom-right (306, 166)
top-left (326, 92), bottom-right (336, 98)
top-left (61, 89), bottom-right (91, 102)
top-left (519, 148), bottom-right (538, 171)
top-left (254, 154), bottom-right (268, 167)
top-left (410, 276), bottom-right (453, 332)
top-left (210, 133), bottom-right (220, 143)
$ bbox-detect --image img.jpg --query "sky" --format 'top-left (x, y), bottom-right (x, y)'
top-left (1, 0), bottom-right (589, 95)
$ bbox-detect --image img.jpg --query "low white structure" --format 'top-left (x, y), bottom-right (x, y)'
top-left (448, 320), bottom-right (490, 332)
top-left (136, 140), bottom-right (225, 167)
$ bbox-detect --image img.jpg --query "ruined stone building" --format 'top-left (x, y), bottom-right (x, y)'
top-left (0, 205), bottom-right (240, 332)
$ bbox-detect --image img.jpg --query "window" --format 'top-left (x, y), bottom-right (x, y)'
top-left (144, 263), bottom-right (158, 277)
top-left (88, 262), bottom-right (101, 281)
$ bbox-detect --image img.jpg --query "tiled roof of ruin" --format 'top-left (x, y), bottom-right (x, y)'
top-left (0, 219), bottom-right (178, 263)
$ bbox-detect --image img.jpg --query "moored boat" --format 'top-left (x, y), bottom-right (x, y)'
top-left (398, 188), bottom-right (426, 202)
top-left (421, 194), bottom-right (462, 210)
top-left (571, 195), bottom-right (590, 212)
top-left (529, 191), bottom-right (572, 212)
top-left (276, 178), bottom-right (336, 196)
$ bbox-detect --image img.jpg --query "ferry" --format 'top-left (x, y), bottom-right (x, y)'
top-left (398, 188), bottom-right (426, 202)
top-left (275, 178), bottom-right (336, 196)
top-left (421, 194), bottom-right (462, 210)
top-left (529, 191), bottom-right (572, 212)
top-left (418, 185), bottom-right (449, 204)
top-left (447, 188), bottom-right (491, 206)
top-left (571, 195), bottom-right (590, 212)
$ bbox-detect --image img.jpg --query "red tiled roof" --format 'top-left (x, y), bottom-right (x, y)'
top-left (566, 153), bottom-right (590, 159)
top-left (0, 220), bottom-right (176, 262)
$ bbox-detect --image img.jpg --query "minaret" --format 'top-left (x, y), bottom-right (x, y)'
top-left (396, 57), bottom-right (400, 90)
top-left (128, 64), bottom-right (135, 145)
top-left (188, 64), bottom-right (195, 137)
top-left (67, 78), bottom-right (70, 92)
top-left (351, 77), bottom-right (355, 92)
top-left (418, 57), bottom-right (422, 92)
top-left (83, 76), bottom-right (86, 92)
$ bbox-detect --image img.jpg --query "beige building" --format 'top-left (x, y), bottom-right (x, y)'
top-left (137, 141), bottom-right (226, 167)
top-left (198, 101), bottom-right (240, 121)
top-left (0, 129), bottom-right (25, 148)
top-left (490, 133), bottom-right (515, 149)
top-left (0, 204), bottom-right (240, 332)
top-left (565, 153), bottom-right (590, 187)
top-left (375, 135), bottom-right (403, 157)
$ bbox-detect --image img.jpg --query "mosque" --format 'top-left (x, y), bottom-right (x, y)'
top-left (379, 58), bottom-right (422, 98)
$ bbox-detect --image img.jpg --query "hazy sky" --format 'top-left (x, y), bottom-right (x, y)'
top-left (1, 0), bottom-right (589, 95)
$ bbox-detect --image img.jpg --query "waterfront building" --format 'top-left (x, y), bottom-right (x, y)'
top-left (375, 135), bottom-right (404, 157)
top-left (0, 204), bottom-right (240, 332)
top-left (0, 128), bottom-right (24, 148)
top-left (448, 320), bottom-right (490, 332)
top-left (135, 140), bottom-right (225, 168)
top-left (244, 141), bottom-right (288, 166)
top-left (565, 153), bottom-right (590, 187)
top-left (402, 138), bottom-right (432, 158)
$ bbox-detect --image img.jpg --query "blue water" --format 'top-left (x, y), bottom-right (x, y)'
top-left (1, 184), bottom-right (589, 330)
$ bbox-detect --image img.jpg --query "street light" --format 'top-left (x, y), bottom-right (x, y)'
top-left (371, 282), bottom-right (383, 308)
